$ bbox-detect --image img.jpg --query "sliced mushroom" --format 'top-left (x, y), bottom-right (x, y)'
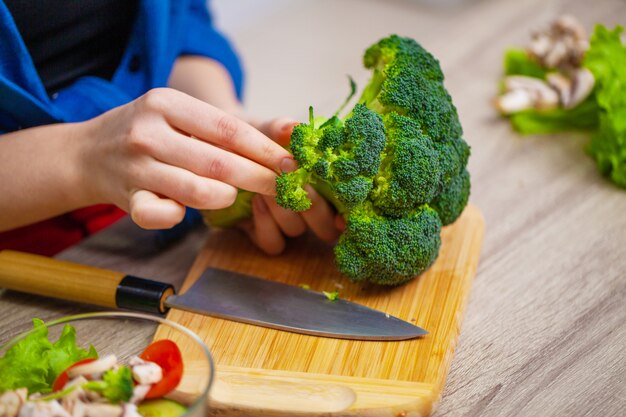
top-left (68, 355), bottom-right (117, 379)
top-left (528, 33), bottom-right (552, 57)
top-left (546, 72), bottom-right (573, 106)
top-left (532, 83), bottom-right (560, 109)
top-left (554, 15), bottom-right (587, 41)
top-left (527, 15), bottom-right (588, 70)
top-left (543, 40), bottom-right (568, 68)
top-left (496, 75), bottom-right (561, 114)
top-left (495, 89), bottom-right (535, 114)
top-left (567, 68), bottom-right (595, 108)
top-left (504, 75), bottom-right (548, 92)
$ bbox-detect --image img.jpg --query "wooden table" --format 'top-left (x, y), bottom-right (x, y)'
top-left (1, 0), bottom-right (624, 415)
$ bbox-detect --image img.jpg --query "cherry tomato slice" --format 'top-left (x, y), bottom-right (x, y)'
top-left (52, 358), bottom-right (97, 391)
top-left (139, 339), bottom-right (183, 398)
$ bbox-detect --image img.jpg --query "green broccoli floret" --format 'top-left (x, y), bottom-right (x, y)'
top-left (430, 169), bottom-right (471, 226)
top-left (335, 204), bottom-right (442, 285)
top-left (276, 103), bottom-right (386, 213)
top-left (82, 366), bottom-right (133, 403)
top-left (203, 35), bottom-right (470, 285)
top-left (369, 112), bottom-right (441, 217)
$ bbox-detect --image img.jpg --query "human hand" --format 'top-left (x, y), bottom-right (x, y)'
top-left (78, 88), bottom-right (296, 229)
top-left (236, 117), bottom-right (344, 255)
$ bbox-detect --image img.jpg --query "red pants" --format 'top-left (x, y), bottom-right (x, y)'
top-left (0, 205), bottom-right (126, 256)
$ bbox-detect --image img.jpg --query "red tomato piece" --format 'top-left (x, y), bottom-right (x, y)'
top-left (139, 339), bottom-right (183, 398)
top-left (52, 358), bottom-right (97, 391)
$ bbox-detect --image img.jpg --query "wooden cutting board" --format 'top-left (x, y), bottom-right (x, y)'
top-left (156, 204), bottom-right (484, 416)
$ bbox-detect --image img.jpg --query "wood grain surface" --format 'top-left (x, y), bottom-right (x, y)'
top-left (154, 205), bottom-right (483, 416)
top-left (0, 0), bottom-right (624, 416)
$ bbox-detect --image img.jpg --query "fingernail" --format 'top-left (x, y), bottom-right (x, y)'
top-left (280, 157), bottom-right (298, 173)
top-left (254, 196), bottom-right (269, 214)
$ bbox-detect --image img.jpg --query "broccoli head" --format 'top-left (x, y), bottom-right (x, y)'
top-left (334, 204), bottom-right (442, 284)
top-left (203, 35), bottom-right (470, 285)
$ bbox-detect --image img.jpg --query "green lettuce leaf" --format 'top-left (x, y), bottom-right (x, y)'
top-left (83, 366), bottom-right (133, 403)
top-left (510, 96), bottom-right (600, 134)
top-left (46, 323), bottom-right (98, 384)
top-left (0, 319), bottom-right (98, 393)
top-left (0, 319), bottom-right (52, 393)
top-left (504, 48), bottom-right (547, 78)
top-left (584, 25), bottom-right (626, 187)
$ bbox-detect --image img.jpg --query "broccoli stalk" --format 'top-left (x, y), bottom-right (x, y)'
top-left (202, 35), bottom-right (471, 285)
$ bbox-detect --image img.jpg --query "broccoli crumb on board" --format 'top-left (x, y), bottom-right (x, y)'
top-left (322, 291), bottom-right (340, 301)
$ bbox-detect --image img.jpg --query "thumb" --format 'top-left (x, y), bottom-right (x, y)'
top-left (256, 118), bottom-right (299, 146)
top-left (129, 189), bottom-right (186, 230)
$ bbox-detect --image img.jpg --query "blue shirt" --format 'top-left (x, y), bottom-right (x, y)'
top-left (0, 0), bottom-right (244, 133)
top-left (0, 0), bottom-right (244, 249)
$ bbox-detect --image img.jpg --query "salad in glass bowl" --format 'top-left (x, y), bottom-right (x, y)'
top-left (0, 313), bottom-right (213, 417)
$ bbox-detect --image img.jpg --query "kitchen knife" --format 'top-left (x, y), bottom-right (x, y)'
top-left (0, 250), bottom-right (427, 340)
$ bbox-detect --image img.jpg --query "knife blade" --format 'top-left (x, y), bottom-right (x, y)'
top-left (0, 250), bottom-right (427, 340)
top-left (166, 268), bottom-right (427, 340)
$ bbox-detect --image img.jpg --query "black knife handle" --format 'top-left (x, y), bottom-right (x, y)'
top-left (116, 275), bottom-right (174, 314)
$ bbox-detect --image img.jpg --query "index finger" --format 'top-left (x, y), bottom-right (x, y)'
top-left (153, 89), bottom-right (294, 173)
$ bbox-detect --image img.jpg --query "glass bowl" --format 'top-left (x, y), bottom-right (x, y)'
top-left (0, 312), bottom-right (213, 417)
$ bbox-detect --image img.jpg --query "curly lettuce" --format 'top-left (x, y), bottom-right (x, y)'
top-left (0, 319), bottom-right (98, 393)
top-left (584, 25), bottom-right (626, 187)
